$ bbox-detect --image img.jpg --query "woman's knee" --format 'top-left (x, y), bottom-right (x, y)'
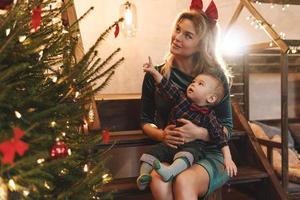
top-left (174, 165), bottom-right (209, 198)
top-left (150, 170), bottom-right (173, 200)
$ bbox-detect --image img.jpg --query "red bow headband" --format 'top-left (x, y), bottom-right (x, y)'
top-left (190, 0), bottom-right (218, 25)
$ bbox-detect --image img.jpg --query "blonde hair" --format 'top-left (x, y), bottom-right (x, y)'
top-left (161, 10), bottom-right (231, 84)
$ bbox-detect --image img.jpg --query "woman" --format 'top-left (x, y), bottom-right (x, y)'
top-left (140, 1), bottom-right (233, 200)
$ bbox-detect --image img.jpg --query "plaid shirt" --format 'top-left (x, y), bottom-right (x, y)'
top-left (158, 77), bottom-right (228, 149)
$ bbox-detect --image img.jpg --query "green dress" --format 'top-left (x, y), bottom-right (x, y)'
top-left (140, 65), bottom-right (233, 198)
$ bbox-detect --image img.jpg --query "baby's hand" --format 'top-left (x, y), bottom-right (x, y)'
top-left (224, 157), bottom-right (237, 177)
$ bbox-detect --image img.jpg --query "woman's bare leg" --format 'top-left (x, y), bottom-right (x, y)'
top-left (173, 164), bottom-right (209, 200)
top-left (150, 168), bottom-right (173, 200)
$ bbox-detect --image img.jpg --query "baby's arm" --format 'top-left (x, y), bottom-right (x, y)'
top-left (143, 56), bottom-right (183, 103)
top-left (206, 111), bottom-right (237, 177)
top-left (143, 56), bottom-right (163, 84)
top-left (222, 145), bottom-right (237, 177)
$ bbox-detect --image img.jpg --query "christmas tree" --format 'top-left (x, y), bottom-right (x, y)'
top-left (0, 0), bottom-right (123, 199)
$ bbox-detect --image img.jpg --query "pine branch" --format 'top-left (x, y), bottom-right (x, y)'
top-left (87, 57), bottom-right (124, 86)
top-left (82, 48), bottom-right (121, 84)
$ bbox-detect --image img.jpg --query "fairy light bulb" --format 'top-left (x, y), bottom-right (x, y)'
top-left (23, 190), bottom-right (30, 197)
top-left (67, 148), bottom-right (72, 155)
top-left (102, 173), bottom-right (112, 184)
top-left (18, 36), bottom-right (26, 42)
top-left (38, 51), bottom-right (43, 60)
top-left (83, 164), bottom-right (89, 172)
top-left (50, 121), bottom-right (56, 127)
top-left (51, 76), bottom-right (57, 83)
top-left (6, 28), bottom-right (10, 36)
top-left (37, 158), bottom-right (45, 164)
top-left (75, 91), bottom-right (80, 98)
top-left (15, 111), bottom-right (22, 118)
top-left (44, 181), bottom-right (50, 190)
top-left (282, 5), bottom-right (286, 11)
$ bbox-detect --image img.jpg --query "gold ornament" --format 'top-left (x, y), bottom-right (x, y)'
top-left (88, 105), bottom-right (95, 123)
top-left (0, 177), bottom-right (8, 200)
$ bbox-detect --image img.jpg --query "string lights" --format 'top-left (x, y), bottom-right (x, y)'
top-left (246, 1), bottom-right (298, 54)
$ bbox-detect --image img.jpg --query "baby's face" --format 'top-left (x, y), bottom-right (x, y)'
top-left (186, 74), bottom-right (219, 106)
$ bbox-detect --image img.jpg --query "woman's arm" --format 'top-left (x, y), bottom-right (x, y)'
top-left (140, 72), bottom-right (184, 147)
top-left (142, 123), bottom-right (164, 141)
top-left (143, 123), bottom-right (184, 148)
top-left (140, 72), bottom-right (156, 126)
top-left (214, 93), bottom-right (233, 138)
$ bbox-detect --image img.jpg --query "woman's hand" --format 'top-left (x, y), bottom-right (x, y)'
top-left (143, 56), bottom-right (163, 83)
top-left (162, 124), bottom-right (185, 148)
top-left (175, 118), bottom-right (210, 143)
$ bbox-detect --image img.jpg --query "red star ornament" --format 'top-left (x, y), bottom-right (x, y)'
top-left (0, 127), bottom-right (29, 164)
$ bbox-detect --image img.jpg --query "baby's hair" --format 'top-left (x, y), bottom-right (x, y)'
top-left (202, 65), bottom-right (225, 104)
top-left (213, 76), bottom-right (225, 104)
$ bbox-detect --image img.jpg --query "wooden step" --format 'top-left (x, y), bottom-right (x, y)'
top-left (96, 129), bottom-right (247, 148)
top-left (99, 166), bottom-right (268, 196)
top-left (287, 182), bottom-right (300, 200)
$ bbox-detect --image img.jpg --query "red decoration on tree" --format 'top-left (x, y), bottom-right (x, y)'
top-left (0, 0), bottom-right (13, 10)
top-left (50, 141), bottom-right (69, 159)
top-left (114, 23), bottom-right (120, 38)
top-left (32, 6), bottom-right (42, 32)
top-left (102, 129), bottom-right (110, 144)
top-left (0, 127), bottom-right (29, 164)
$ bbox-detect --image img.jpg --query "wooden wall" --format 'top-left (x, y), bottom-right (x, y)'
top-left (225, 50), bottom-right (300, 121)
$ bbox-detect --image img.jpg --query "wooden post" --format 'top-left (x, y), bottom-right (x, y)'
top-left (280, 53), bottom-right (289, 193)
top-left (224, 2), bottom-right (244, 34)
top-left (231, 98), bottom-right (288, 200)
top-left (242, 54), bottom-right (250, 119)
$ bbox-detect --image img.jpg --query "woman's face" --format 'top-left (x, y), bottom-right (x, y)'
top-left (170, 18), bottom-right (200, 58)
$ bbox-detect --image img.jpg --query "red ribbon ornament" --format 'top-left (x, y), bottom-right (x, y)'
top-left (0, 128), bottom-right (29, 164)
top-left (114, 23), bottom-right (120, 38)
top-left (32, 6), bottom-right (42, 32)
top-left (190, 0), bottom-right (218, 25)
top-left (102, 129), bottom-right (110, 144)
